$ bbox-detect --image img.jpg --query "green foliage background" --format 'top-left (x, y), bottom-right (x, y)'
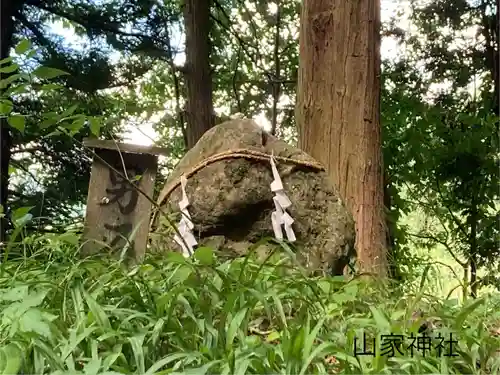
top-left (0, 0), bottom-right (498, 372)
top-left (0, 0), bottom-right (498, 332)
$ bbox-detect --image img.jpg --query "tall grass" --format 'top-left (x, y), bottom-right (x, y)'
top-left (0, 233), bottom-right (499, 374)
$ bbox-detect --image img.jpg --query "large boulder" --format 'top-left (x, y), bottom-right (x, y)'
top-left (150, 119), bottom-right (355, 274)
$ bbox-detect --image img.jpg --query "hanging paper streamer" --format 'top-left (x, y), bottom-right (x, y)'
top-left (270, 153), bottom-right (296, 242)
top-left (173, 175), bottom-right (197, 257)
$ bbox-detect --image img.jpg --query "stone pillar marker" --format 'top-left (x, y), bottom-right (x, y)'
top-left (82, 138), bottom-right (169, 261)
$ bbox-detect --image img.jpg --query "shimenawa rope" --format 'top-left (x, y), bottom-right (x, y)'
top-left (150, 148), bottom-right (325, 229)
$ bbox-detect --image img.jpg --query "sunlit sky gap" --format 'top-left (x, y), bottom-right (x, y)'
top-left (35, 0), bottom-right (403, 146)
top-left (42, 0), bottom-right (481, 146)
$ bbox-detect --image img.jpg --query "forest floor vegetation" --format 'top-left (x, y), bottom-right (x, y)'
top-left (0, 234), bottom-right (499, 374)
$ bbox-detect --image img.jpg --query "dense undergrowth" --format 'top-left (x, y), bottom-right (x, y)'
top-left (0, 234), bottom-right (499, 374)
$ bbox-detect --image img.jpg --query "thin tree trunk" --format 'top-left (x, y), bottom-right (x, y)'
top-left (296, 0), bottom-right (388, 276)
top-left (494, 3), bottom-right (499, 117)
top-left (183, 0), bottom-right (215, 149)
top-left (0, 0), bottom-right (19, 243)
top-left (462, 264), bottom-right (468, 302)
top-left (384, 171), bottom-right (400, 280)
top-left (271, 0), bottom-right (281, 136)
top-left (480, 0), bottom-right (498, 115)
top-left (469, 194), bottom-right (478, 298)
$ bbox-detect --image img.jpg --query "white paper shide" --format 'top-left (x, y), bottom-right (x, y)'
top-left (270, 154), bottom-right (296, 242)
top-left (174, 175), bottom-right (197, 257)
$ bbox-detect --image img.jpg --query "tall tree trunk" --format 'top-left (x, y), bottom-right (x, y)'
top-left (183, 0), bottom-right (215, 149)
top-left (0, 0), bottom-right (18, 243)
top-left (296, 0), bottom-right (388, 276)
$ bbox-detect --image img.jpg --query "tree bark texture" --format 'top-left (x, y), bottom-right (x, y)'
top-left (183, 0), bottom-right (215, 149)
top-left (296, 0), bottom-right (388, 276)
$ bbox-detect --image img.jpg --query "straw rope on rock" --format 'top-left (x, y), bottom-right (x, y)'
top-left (149, 118), bottom-right (355, 275)
top-left (151, 148), bottom-right (325, 227)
